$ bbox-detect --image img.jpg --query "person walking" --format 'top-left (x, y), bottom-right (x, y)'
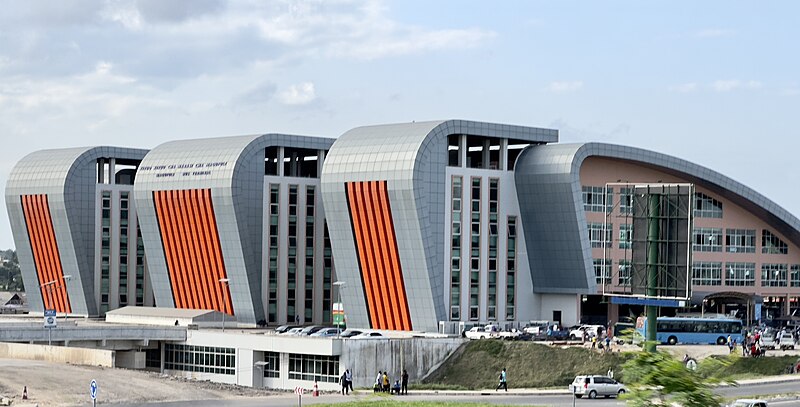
top-left (345, 369), bottom-right (353, 393)
top-left (495, 368), bottom-right (508, 391)
top-left (382, 371), bottom-right (390, 392)
top-left (340, 370), bottom-right (348, 395)
top-left (375, 371), bottom-right (383, 392)
top-left (401, 369), bottom-right (409, 395)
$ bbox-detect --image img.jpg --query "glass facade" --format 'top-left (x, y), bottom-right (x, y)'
top-left (262, 351), bottom-right (280, 378)
top-left (268, 184), bottom-right (280, 323)
top-left (100, 191), bottom-right (111, 314)
top-left (593, 258), bottom-right (611, 285)
top-left (693, 228), bottom-right (723, 252)
top-left (695, 192), bottom-right (723, 218)
top-left (288, 354), bottom-right (339, 383)
top-left (487, 178), bottom-right (498, 320)
top-left (726, 262), bottom-right (756, 286)
top-left (118, 191), bottom-right (129, 306)
top-left (322, 224), bottom-right (332, 324)
top-left (469, 177), bottom-right (481, 320)
top-left (582, 186), bottom-right (612, 213)
top-left (164, 344), bottom-right (235, 375)
top-left (287, 185), bottom-right (298, 322)
top-left (304, 186), bottom-right (315, 322)
top-left (761, 263), bottom-right (788, 287)
top-left (589, 223), bottom-right (612, 248)
top-left (726, 229), bottom-right (756, 253)
top-left (692, 262), bottom-right (722, 286)
top-left (449, 176), bottom-right (462, 320)
top-left (506, 216), bottom-right (516, 320)
top-left (135, 223), bottom-right (145, 306)
top-left (762, 230), bottom-right (788, 255)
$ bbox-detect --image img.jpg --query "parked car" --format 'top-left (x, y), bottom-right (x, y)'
top-left (274, 324), bottom-right (298, 334)
top-left (282, 327), bottom-right (304, 335)
top-left (569, 375), bottom-right (626, 399)
top-left (299, 325), bottom-right (326, 336)
top-left (760, 335), bottom-right (777, 350)
top-left (465, 326), bottom-right (491, 340)
top-left (497, 329), bottom-right (522, 340)
top-left (728, 399), bottom-right (768, 407)
top-left (340, 329), bottom-right (363, 338)
top-left (569, 325), bottom-right (605, 340)
top-left (523, 320), bottom-right (551, 336)
top-left (779, 333), bottom-right (795, 350)
top-left (350, 331), bottom-right (386, 339)
top-left (310, 327), bottom-right (341, 337)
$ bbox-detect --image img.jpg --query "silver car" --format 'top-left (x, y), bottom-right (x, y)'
top-left (570, 375), bottom-right (627, 399)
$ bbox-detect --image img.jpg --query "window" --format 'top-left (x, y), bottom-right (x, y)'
top-left (100, 191), bottom-right (111, 312)
top-left (761, 263), bottom-right (788, 287)
top-left (618, 260), bottom-right (631, 286)
top-left (582, 186), bottom-right (612, 213)
top-left (268, 184), bottom-right (280, 323)
top-left (262, 351), bottom-right (280, 378)
top-left (506, 216), bottom-right (517, 320)
top-left (164, 344), bottom-right (235, 375)
top-left (448, 134), bottom-right (461, 167)
top-left (469, 177), bottom-right (481, 320)
top-left (304, 186), bottom-right (315, 322)
top-left (762, 230), bottom-right (788, 255)
top-left (726, 229), bottom-right (756, 253)
top-left (693, 228), bottom-right (722, 252)
top-left (618, 224), bottom-right (632, 249)
top-left (692, 262), bottom-right (722, 286)
top-left (594, 258), bottom-right (611, 285)
top-left (322, 224), bottom-right (333, 324)
top-left (694, 192), bottom-right (723, 218)
top-left (450, 176), bottom-right (462, 320)
top-left (289, 354), bottom-right (339, 383)
top-left (725, 262), bottom-right (755, 286)
top-left (487, 178), bottom-right (498, 321)
top-left (619, 188), bottom-right (633, 215)
top-left (588, 223), bottom-right (612, 248)
top-left (792, 265), bottom-right (800, 288)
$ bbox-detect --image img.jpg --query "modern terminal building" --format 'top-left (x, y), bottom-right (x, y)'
top-left (7, 120), bottom-right (800, 331)
top-left (6, 147), bottom-right (153, 317)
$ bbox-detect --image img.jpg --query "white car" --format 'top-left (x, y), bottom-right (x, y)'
top-left (523, 321), bottom-right (550, 336)
top-left (350, 331), bottom-right (386, 340)
top-left (282, 327), bottom-right (304, 335)
top-left (569, 325), bottom-right (605, 340)
top-left (497, 329), bottom-right (522, 340)
top-left (465, 326), bottom-right (491, 340)
top-left (728, 399), bottom-right (768, 407)
top-left (779, 333), bottom-right (795, 350)
top-left (570, 375), bottom-right (626, 399)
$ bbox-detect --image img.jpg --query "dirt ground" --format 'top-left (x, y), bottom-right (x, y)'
top-left (0, 358), bottom-right (274, 407)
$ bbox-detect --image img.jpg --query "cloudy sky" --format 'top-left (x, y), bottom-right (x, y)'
top-left (1, 0), bottom-right (799, 250)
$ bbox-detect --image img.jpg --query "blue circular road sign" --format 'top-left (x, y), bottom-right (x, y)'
top-left (90, 379), bottom-right (97, 400)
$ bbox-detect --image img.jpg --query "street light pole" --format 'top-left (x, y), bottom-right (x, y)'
top-left (333, 281), bottom-right (346, 337)
top-left (219, 278), bottom-right (229, 333)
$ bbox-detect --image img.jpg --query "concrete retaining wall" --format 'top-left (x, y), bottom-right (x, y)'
top-left (340, 337), bottom-right (464, 388)
top-left (0, 342), bottom-right (115, 367)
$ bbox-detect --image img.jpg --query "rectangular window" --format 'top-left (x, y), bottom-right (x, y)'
top-left (762, 230), bottom-right (788, 255)
top-left (618, 260), bottom-right (631, 286)
top-left (726, 229), bottom-right (756, 253)
top-left (448, 134), bottom-right (461, 167)
top-left (582, 186), bottom-right (613, 213)
top-left (588, 223), bottom-right (613, 248)
top-left (619, 188), bottom-right (633, 215)
top-left (694, 192), bottom-right (723, 218)
top-left (692, 262), bottom-right (722, 286)
top-left (693, 228), bottom-right (723, 252)
top-left (791, 265), bottom-right (800, 287)
top-left (594, 259), bottom-right (611, 285)
top-left (304, 186), bottom-right (315, 322)
top-left (268, 184), bottom-right (280, 323)
top-left (618, 224), bottom-right (632, 249)
top-left (288, 354), bottom-right (340, 383)
top-left (487, 178), bottom-right (499, 321)
top-left (506, 216), bottom-right (517, 320)
top-left (262, 351), bottom-right (280, 378)
top-left (100, 191), bottom-right (112, 310)
top-left (163, 344), bottom-right (235, 375)
top-left (725, 262), bottom-right (756, 286)
top-left (761, 263), bottom-right (788, 287)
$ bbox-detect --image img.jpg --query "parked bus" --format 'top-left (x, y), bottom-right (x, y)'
top-left (635, 316), bottom-right (743, 345)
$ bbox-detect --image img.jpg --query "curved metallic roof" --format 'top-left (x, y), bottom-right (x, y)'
top-left (514, 142), bottom-right (800, 294)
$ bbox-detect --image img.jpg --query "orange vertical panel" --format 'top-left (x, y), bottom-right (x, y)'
top-left (203, 189), bottom-right (232, 315)
top-left (197, 189), bottom-right (221, 313)
top-left (357, 182), bottom-right (386, 329)
top-left (347, 182), bottom-right (378, 328)
top-left (164, 190), bottom-right (187, 308)
top-left (378, 181), bottom-right (411, 330)
top-left (179, 190), bottom-right (205, 310)
top-left (32, 195), bottom-right (59, 311)
top-left (372, 182), bottom-right (402, 330)
top-left (156, 191), bottom-right (184, 308)
top-left (170, 190), bottom-right (193, 309)
top-left (39, 195), bottom-right (70, 313)
top-left (22, 196), bottom-right (50, 310)
top-left (366, 181), bottom-right (397, 330)
top-left (190, 189), bottom-right (214, 311)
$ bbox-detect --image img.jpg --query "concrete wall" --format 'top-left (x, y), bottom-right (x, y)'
top-left (0, 342), bottom-right (114, 367)
top-left (116, 350), bottom-right (146, 369)
top-left (339, 337), bottom-right (464, 388)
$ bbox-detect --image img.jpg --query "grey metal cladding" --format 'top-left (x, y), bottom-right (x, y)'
top-left (322, 120), bottom-right (558, 331)
top-left (6, 146), bottom-right (149, 315)
top-left (514, 142), bottom-right (800, 294)
top-left (134, 133), bottom-right (333, 325)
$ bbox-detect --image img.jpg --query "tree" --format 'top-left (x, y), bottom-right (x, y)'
top-left (621, 348), bottom-right (726, 407)
top-left (0, 250), bottom-right (23, 292)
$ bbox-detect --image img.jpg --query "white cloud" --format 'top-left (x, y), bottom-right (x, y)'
top-left (669, 83), bottom-right (697, 93)
top-left (712, 80), bottom-right (762, 92)
top-left (279, 82), bottom-right (316, 105)
top-left (547, 81), bottom-right (583, 93)
top-left (696, 28), bottom-right (733, 38)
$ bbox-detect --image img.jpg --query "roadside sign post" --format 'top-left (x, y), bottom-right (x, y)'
top-left (43, 309), bottom-right (56, 346)
top-left (571, 384), bottom-right (577, 407)
top-left (294, 386), bottom-right (303, 407)
top-left (90, 379), bottom-right (97, 406)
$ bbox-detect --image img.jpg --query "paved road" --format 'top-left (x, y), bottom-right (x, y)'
top-left (108, 381), bottom-right (800, 407)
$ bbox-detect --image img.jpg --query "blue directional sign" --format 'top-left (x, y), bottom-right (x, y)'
top-left (43, 310), bottom-right (57, 329)
top-left (90, 379), bottom-right (97, 400)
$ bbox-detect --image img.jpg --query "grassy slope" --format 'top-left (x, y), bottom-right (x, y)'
top-left (423, 340), bottom-right (632, 389)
